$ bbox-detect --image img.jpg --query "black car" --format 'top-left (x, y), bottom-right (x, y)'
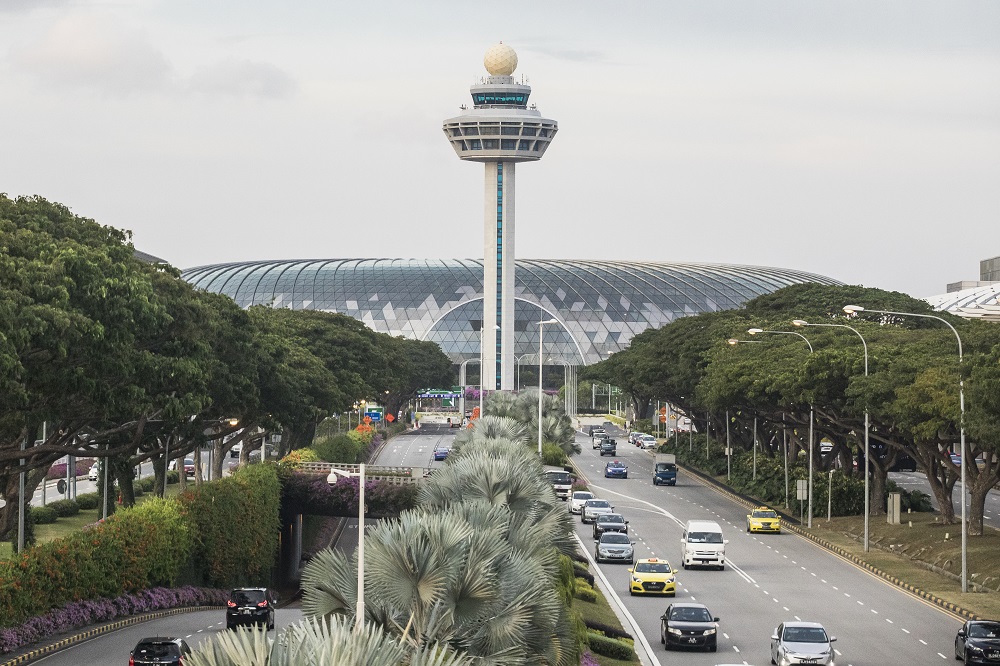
top-left (599, 439), bottom-right (617, 456)
top-left (593, 513), bottom-right (629, 539)
top-left (660, 602), bottom-right (719, 652)
top-left (130, 637), bottom-right (191, 665)
top-left (956, 620), bottom-right (1000, 664)
top-left (226, 587), bottom-right (277, 630)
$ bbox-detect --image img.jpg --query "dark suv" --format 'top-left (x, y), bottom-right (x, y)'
top-left (130, 637), bottom-right (191, 665)
top-left (599, 439), bottom-right (617, 456)
top-left (226, 587), bottom-right (277, 630)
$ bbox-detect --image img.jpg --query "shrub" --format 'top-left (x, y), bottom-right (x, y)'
top-left (586, 633), bottom-right (634, 660)
top-left (138, 477), bottom-right (156, 492)
top-left (166, 470), bottom-right (179, 485)
top-left (75, 493), bottom-right (100, 510)
top-left (573, 565), bottom-right (594, 586)
top-left (541, 443), bottom-right (567, 467)
top-left (312, 434), bottom-right (362, 464)
top-left (585, 620), bottom-right (633, 641)
top-left (29, 506), bottom-right (58, 525)
top-left (573, 580), bottom-right (597, 603)
top-left (46, 499), bottom-right (79, 518)
top-left (279, 448), bottom-right (321, 470)
top-left (132, 483), bottom-right (144, 498)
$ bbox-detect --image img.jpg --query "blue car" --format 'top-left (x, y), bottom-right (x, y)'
top-left (433, 445), bottom-right (450, 461)
top-left (604, 460), bottom-right (628, 479)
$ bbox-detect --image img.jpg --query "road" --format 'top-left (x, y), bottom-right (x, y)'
top-left (572, 428), bottom-right (965, 666)
top-left (889, 469), bottom-right (1000, 527)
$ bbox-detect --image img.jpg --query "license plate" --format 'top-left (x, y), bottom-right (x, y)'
top-left (688, 638), bottom-right (696, 643)
top-left (242, 609), bottom-right (252, 615)
top-left (989, 653), bottom-right (1000, 659)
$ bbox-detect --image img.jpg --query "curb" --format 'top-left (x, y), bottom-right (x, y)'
top-left (678, 462), bottom-right (982, 621)
top-left (0, 605), bottom-right (225, 666)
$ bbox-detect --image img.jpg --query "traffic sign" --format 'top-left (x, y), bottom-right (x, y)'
top-left (386, 414), bottom-right (395, 423)
top-left (364, 412), bottom-right (381, 422)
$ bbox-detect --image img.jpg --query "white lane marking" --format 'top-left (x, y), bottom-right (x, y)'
top-left (902, 628), bottom-right (910, 634)
top-left (920, 639), bottom-right (927, 645)
top-left (939, 653), bottom-right (947, 659)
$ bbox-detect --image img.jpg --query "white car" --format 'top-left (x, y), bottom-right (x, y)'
top-left (640, 435), bottom-right (658, 450)
top-left (88, 464), bottom-right (100, 482)
top-left (770, 621), bottom-right (836, 665)
top-left (570, 491), bottom-right (595, 514)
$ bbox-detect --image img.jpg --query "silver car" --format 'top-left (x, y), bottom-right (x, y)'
top-left (569, 491), bottom-right (595, 514)
top-left (581, 499), bottom-right (614, 524)
top-left (595, 532), bottom-right (634, 564)
top-left (770, 622), bottom-right (836, 665)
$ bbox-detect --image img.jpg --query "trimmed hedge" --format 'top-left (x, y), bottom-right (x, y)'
top-left (74, 493), bottom-right (100, 511)
top-left (586, 632), bottom-right (635, 660)
top-left (572, 564), bottom-right (594, 586)
top-left (574, 580), bottom-right (597, 603)
top-left (46, 499), bottom-right (79, 518)
top-left (30, 506), bottom-right (58, 525)
top-left (585, 620), bottom-right (633, 641)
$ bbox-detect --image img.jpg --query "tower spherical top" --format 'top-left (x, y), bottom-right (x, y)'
top-left (484, 42), bottom-right (518, 76)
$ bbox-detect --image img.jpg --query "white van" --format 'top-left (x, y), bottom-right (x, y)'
top-left (680, 520), bottom-right (728, 570)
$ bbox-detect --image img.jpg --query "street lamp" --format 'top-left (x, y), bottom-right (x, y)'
top-left (844, 304), bottom-right (968, 592)
top-left (327, 464), bottom-right (366, 632)
top-left (514, 353), bottom-right (535, 391)
top-left (793, 318), bottom-right (870, 550)
top-left (537, 319), bottom-right (560, 457)
top-left (749, 327), bottom-right (816, 527)
top-left (549, 357), bottom-right (572, 415)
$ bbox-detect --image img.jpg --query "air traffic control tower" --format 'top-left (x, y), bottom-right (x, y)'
top-left (443, 43), bottom-right (558, 392)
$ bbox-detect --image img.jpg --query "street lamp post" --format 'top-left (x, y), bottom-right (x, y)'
top-left (514, 353), bottom-right (534, 391)
top-left (537, 319), bottom-right (559, 456)
top-left (844, 304), bottom-right (968, 592)
top-left (327, 464), bottom-right (366, 631)
top-left (749, 327), bottom-right (815, 527)
top-left (793, 319), bottom-right (870, 549)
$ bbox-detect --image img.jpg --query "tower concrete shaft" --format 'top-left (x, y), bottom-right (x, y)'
top-left (443, 43), bottom-right (557, 391)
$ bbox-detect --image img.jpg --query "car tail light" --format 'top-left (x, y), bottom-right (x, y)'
top-left (227, 600), bottom-right (236, 607)
top-left (257, 600), bottom-right (268, 607)
top-left (178, 658), bottom-right (184, 666)
top-left (129, 657), bottom-right (134, 666)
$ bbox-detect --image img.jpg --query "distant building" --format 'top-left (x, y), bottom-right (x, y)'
top-left (932, 255), bottom-right (1000, 321)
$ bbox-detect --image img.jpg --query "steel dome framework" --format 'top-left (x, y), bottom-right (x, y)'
top-left (182, 258), bottom-right (840, 366)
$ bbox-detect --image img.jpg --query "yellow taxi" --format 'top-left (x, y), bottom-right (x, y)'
top-left (627, 558), bottom-right (677, 596)
top-left (746, 506), bottom-right (781, 533)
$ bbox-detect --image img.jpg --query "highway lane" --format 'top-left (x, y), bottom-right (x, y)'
top-left (574, 433), bottom-right (966, 666)
top-left (889, 469), bottom-right (1000, 527)
top-left (32, 605), bottom-right (304, 665)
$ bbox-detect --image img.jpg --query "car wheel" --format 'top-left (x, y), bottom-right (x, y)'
top-left (629, 589), bottom-right (635, 596)
top-left (623, 474), bottom-right (628, 479)
top-left (747, 523), bottom-right (751, 532)
top-left (771, 657), bottom-right (776, 665)
top-left (709, 644), bottom-right (716, 653)
top-left (660, 631), bottom-right (665, 645)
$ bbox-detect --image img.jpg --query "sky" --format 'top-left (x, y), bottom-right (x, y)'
top-left (1, 1), bottom-right (997, 298)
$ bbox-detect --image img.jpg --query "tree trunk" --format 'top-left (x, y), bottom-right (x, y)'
top-left (922, 456), bottom-right (957, 524)
top-left (0, 467), bottom-right (46, 543)
top-left (963, 453), bottom-right (998, 537)
top-left (869, 458), bottom-right (887, 516)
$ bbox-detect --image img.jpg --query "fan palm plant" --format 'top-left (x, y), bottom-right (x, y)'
top-left (185, 615), bottom-right (474, 666)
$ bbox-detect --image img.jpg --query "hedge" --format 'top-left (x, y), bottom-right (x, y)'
top-left (586, 632), bottom-right (635, 660)
top-left (75, 493), bottom-right (100, 511)
top-left (573, 580), bottom-right (597, 603)
top-left (30, 506), bottom-right (58, 525)
top-left (46, 499), bottom-right (79, 518)
top-left (585, 620), bottom-right (633, 641)
top-left (179, 464), bottom-right (281, 589)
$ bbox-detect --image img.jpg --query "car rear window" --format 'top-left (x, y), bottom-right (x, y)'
top-left (135, 643), bottom-right (180, 658)
top-left (231, 589), bottom-right (266, 605)
top-left (601, 533), bottom-right (630, 544)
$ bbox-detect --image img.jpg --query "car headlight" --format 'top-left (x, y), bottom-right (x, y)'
top-left (668, 627), bottom-right (682, 636)
top-left (631, 576), bottom-right (642, 583)
top-left (969, 645), bottom-right (984, 653)
top-left (665, 576), bottom-right (674, 583)
top-left (702, 628), bottom-right (716, 635)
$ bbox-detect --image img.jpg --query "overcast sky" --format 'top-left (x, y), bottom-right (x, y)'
top-left (1, 1), bottom-right (997, 298)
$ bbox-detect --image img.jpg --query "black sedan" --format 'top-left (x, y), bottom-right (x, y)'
top-left (660, 602), bottom-right (719, 652)
top-left (956, 620), bottom-right (1000, 664)
top-left (226, 587), bottom-right (277, 630)
top-left (593, 513), bottom-right (629, 539)
top-left (130, 637), bottom-right (191, 665)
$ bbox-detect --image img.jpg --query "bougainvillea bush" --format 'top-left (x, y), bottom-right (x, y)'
top-left (0, 586), bottom-right (226, 654)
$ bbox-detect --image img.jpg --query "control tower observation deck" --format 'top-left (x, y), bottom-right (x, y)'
top-left (442, 43), bottom-right (558, 392)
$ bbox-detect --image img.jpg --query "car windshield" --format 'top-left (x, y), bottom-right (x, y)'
top-left (635, 562), bottom-right (671, 573)
top-left (587, 500), bottom-right (611, 509)
top-left (687, 531), bottom-right (723, 544)
top-left (573, 492), bottom-right (593, 501)
top-left (783, 627), bottom-right (829, 643)
top-left (642, 437), bottom-right (655, 442)
top-left (598, 515), bottom-right (624, 524)
top-left (600, 533), bottom-right (630, 544)
top-left (545, 472), bottom-right (570, 483)
top-left (754, 510), bottom-right (778, 518)
top-left (134, 643), bottom-right (180, 658)
top-left (607, 463), bottom-right (624, 469)
top-left (231, 589), bottom-right (266, 605)
top-left (669, 607), bottom-right (712, 623)
top-left (655, 463), bottom-right (676, 471)
top-left (969, 623), bottom-right (1000, 639)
